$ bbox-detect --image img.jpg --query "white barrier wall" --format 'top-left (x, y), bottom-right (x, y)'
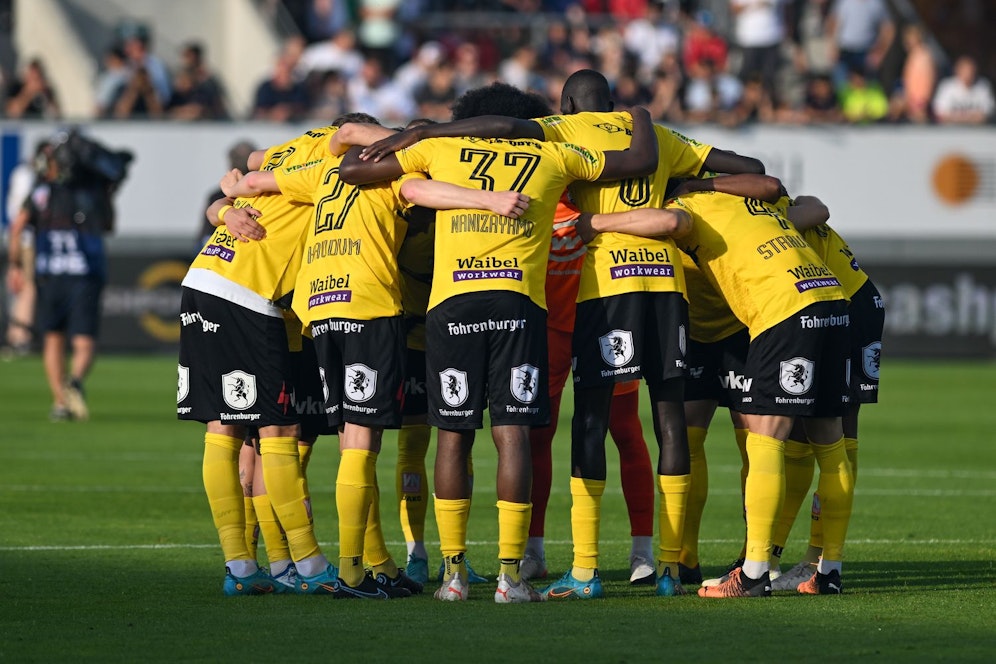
top-left (2, 122), bottom-right (995, 240)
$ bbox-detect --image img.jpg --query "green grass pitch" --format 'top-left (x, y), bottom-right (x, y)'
top-left (1, 355), bottom-right (994, 662)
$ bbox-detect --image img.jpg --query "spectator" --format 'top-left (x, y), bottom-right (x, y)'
top-left (395, 41), bottom-right (445, 98)
top-left (498, 44), bottom-right (545, 93)
top-left (646, 51), bottom-right (685, 122)
top-left (305, 70), bottom-right (349, 121)
top-left (346, 54), bottom-right (415, 125)
top-left (683, 11), bottom-right (728, 76)
top-left (93, 47), bottom-right (130, 118)
top-left (119, 23), bottom-right (172, 106)
top-left (932, 55), bottom-right (995, 125)
top-left (730, 0), bottom-right (786, 99)
top-left (112, 65), bottom-right (165, 119)
top-left (894, 24), bottom-right (936, 124)
top-left (623, 0), bottom-right (680, 82)
top-left (197, 139), bottom-right (256, 250)
top-left (800, 73), bottom-right (844, 123)
top-left (298, 29), bottom-right (364, 79)
top-left (722, 75), bottom-right (776, 126)
top-left (684, 57), bottom-right (744, 123)
top-left (838, 67), bottom-right (889, 123)
top-left (452, 42), bottom-right (488, 96)
top-left (414, 62), bottom-right (458, 122)
top-left (252, 55), bottom-right (309, 122)
top-left (167, 43), bottom-right (228, 120)
top-left (5, 58), bottom-right (60, 119)
top-left (827, 0), bottom-right (895, 82)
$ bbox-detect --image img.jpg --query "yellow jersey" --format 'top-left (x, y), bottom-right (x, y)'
top-left (187, 127), bottom-right (333, 302)
top-left (801, 223), bottom-right (868, 299)
top-left (536, 112), bottom-right (712, 302)
top-left (277, 129), bottom-right (421, 325)
top-left (681, 251), bottom-right (745, 343)
top-left (395, 136), bottom-right (606, 311)
top-left (668, 191), bottom-right (846, 339)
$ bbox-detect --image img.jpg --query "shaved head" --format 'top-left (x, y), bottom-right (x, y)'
top-left (560, 69), bottom-right (613, 114)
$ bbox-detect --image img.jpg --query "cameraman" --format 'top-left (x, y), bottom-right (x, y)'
top-left (5, 132), bottom-right (125, 421)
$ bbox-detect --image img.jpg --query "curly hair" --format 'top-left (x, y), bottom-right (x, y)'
top-left (450, 82), bottom-right (552, 121)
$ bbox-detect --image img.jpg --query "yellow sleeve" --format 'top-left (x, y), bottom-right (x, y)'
top-left (391, 172), bottom-right (427, 210)
top-left (396, 141), bottom-right (432, 175)
top-left (558, 142), bottom-right (607, 182)
top-left (661, 128), bottom-right (713, 178)
top-left (273, 158), bottom-right (326, 204)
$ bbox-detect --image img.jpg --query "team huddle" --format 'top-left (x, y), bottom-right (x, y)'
top-left (178, 68), bottom-right (883, 602)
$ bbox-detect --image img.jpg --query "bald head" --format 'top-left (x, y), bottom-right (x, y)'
top-left (560, 69), bottom-right (613, 114)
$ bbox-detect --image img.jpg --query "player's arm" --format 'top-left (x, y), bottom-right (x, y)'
top-left (673, 174), bottom-right (785, 202)
top-left (4, 207), bottom-right (30, 294)
top-left (575, 207), bottom-right (692, 244)
top-left (596, 106), bottom-right (659, 180)
top-left (329, 123), bottom-right (398, 156)
top-left (358, 115), bottom-right (545, 162)
top-left (206, 196), bottom-right (265, 242)
top-left (702, 148), bottom-right (765, 175)
top-left (339, 146), bottom-right (406, 185)
top-left (247, 150), bottom-right (266, 171)
top-left (400, 179), bottom-right (530, 219)
top-left (220, 168), bottom-right (280, 198)
top-left (785, 195), bottom-right (830, 230)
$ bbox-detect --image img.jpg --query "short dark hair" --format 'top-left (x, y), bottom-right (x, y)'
top-left (560, 69), bottom-right (613, 113)
top-left (450, 82), bottom-right (551, 121)
top-left (331, 112), bottom-right (380, 127)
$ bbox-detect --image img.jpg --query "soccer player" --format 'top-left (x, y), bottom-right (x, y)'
top-left (521, 192), bottom-right (658, 585)
top-left (663, 175), bottom-right (854, 597)
top-left (179, 126), bottom-right (339, 596)
top-left (339, 83), bottom-right (660, 603)
top-left (221, 113), bottom-right (532, 598)
top-left (358, 70), bottom-right (765, 599)
top-left (768, 213), bottom-right (884, 592)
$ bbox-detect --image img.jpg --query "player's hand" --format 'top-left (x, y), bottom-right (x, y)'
top-left (576, 212), bottom-right (596, 243)
top-left (224, 207), bottom-right (265, 242)
top-left (220, 169), bottom-right (244, 198)
top-left (359, 129), bottom-right (420, 162)
top-left (486, 191), bottom-right (530, 219)
top-left (5, 265), bottom-right (24, 294)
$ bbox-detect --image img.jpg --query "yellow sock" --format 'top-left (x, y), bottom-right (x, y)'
top-left (656, 474), bottom-right (690, 577)
top-left (497, 500), bottom-right (531, 581)
top-left (435, 497), bottom-right (471, 559)
top-left (202, 433), bottom-right (251, 563)
top-left (812, 438), bottom-right (854, 563)
top-left (365, 469), bottom-right (396, 573)
top-left (743, 433), bottom-right (785, 565)
top-left (244, 497), bottom-right (259, 560)
top-left (680, 426), bottom-right (708, 568)
top-left (260, 436), bottom-right (320, 563)
top-left (252, 493), bottom-right (290, 567)
top-left (298, 442), bottom-right (314, 477)
top-left (844, 437), bottom-right (858, 482)
top-left (570, 477), bottom-right (605, 571)
top-left (337, 448), bottom-right (377, 586)
top-left (771, 439), bottom-right (815, 564)
top-left (397, 423), bottom-right (431, 544)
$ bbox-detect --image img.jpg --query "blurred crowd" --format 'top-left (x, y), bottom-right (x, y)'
top-left (2, 0), bottom-right (993, 126)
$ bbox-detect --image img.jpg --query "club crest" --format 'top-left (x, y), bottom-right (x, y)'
top-left (344, 363), bottom-right (377, 403)
top-left (779, 357), bottom-right (814, 395)
top-left (511, 364), bottom-right (540, 404)
top-left (439, 368), bottom-right (469, 407)
top-left (222, 370), bottom-right (257, 410)
top-left (598, 329), bottom-right (634, 367)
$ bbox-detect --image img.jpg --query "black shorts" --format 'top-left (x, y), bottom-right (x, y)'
top-left (572, 292), bottom-right (688, 389)
top-left (35, 275), bottom-right (103, 337)
top-left (848, 280), bottom-right (884, 405)
top-left (684, 328), bottom-right (750, 408)
top-left (425, 291), bottom-right (549, 429)
top-left (177, 287), bottom-right (298, 427)
top-left (292, 336), bottom-right (339, 437)
top-left (402, 347), bottom-right (428, 418)
top-left (738, 301), bottom-right (850, 418)
top-left (310, 315), bottom-right (405, 429)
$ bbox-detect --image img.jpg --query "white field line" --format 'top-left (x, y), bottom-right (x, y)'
top-left (2, 537), bottom-right (994, 553)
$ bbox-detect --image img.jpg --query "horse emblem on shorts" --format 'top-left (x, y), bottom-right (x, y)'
top-left (222, 370), bottom-right (257, 410)
top-left (344, 363), bottom-right (377, 403)
top-left (439, 368), bottom-right (469, 407)
top-left (862, 342), bottom-right (881, 380)
top-left (511, 364), bottom-right (540, 404)
top-left (598, 329), bottom-right (634, 368)
top-left (779, 357), bottom-right (814, 395)
top-left (177, 365), bottom-right (189, 403)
